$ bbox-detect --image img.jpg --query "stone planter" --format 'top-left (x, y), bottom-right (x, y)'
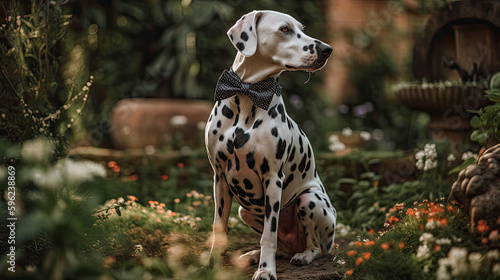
top-left (110, 98), bottom-right (213, 150)
top-left (396, 83), bottom-right (489, 143)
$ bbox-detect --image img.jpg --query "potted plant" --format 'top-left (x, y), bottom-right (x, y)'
top-left (469, 72), bottom-right (500, 149)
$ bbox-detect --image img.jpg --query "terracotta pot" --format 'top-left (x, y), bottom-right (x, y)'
top-left (110, 98), bottom-right (213, 150)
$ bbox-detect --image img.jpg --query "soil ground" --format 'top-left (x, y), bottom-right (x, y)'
top-left (224, 232), bottom-right (342, 280)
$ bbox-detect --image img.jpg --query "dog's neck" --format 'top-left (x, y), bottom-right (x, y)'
top-left (231, 52), bottom-right (284, 84)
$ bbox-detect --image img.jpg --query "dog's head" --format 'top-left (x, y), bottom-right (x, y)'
top-left (227, 10), bottom-right (332, 72)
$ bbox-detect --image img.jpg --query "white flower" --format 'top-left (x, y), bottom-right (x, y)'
top-left (448, 247), bottom-right (468, 276)
top-left (486, 249), bottom-right (499, 261)
top-left (425, 220), bottom-right (440, 230)
top-left (435, 238), bottom-right (452, 245)
top-left (170, 115), bottom-right (188, 126)
top-left (419, 232), bottom-right (434, 243)
top-left (31, 158), bottom-right (105, 189)
top-left (342, 127), bottom-right (353, 136)
top-left (415, 150), bottom-right (425, 160)
top-left (328, 135), bottom-right (345, 152)
top-left (135, 244), bottom-right (143, 253)
top-left (447, 153), bottom-right (456, 162)
top-left (360, 131), bottom-right (371, 141)
top-left (462, 151), bottom-right (478, 161)
top-left (493, 263), bottom-right (500, 275)
top-left (335, 223), bottom-right (350, 238)
top-left (416, 244), bottom-right (431, 259)
top-left (21, 137), bottom-right (53, 162)
top-left (468, 252), bottom-right (482, 272)
top-left (436, 258), bottom-right (452, 280)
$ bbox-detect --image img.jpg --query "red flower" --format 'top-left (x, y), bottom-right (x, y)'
top-left (477, 220), bottom-right (490, 233)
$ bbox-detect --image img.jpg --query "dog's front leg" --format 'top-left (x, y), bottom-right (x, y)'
top-left (209, 173), bottom-right (232, 268)
top-left (253, 175), bottom-right (282, 280)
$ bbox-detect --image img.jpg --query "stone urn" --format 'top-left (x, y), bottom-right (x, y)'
top-left (449, 143), bottom-right (500, 232)
top-left (110, 98), bottom-right (213, 150)
top-left (395, 82), bottom-right (488, 143)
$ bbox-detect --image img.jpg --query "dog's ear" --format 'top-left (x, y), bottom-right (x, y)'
top-left (227, 10), bottom-right (261, 57)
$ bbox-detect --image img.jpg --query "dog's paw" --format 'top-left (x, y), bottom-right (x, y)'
top-left (252, 269), bottom-right (277, 280)
top-left (290, 249), bottom-right (318, 266)
top-left (237, 249), bottom-right (260, 267)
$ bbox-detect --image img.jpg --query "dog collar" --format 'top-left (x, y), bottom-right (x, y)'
top-left (214, 69), bottom-right (282, 110)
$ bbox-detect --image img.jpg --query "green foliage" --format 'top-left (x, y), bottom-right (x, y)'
top-left (470, 72), bottom-right (500, 145)
top-left (0, 1), bottom-right (90, 147)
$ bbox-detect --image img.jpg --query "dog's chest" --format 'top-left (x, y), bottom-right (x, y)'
top-left (206, 95), bottom-right (316, 213)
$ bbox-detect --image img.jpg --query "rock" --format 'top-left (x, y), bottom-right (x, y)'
top-left (449, 144), bottom-right (500, 231)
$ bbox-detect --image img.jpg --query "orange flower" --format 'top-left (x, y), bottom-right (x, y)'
top-left (429, 205), bottom-right (444, 215)
top-left (398, 242), bottom-right (405, 249)
top-left (406, 208), bottom-right (416, 216)
top-left (367, 229), bottom-right (375, 235)
top-left (113, 165), bottom-right (120, 173)
top-left (174, 198), bottom-right (180, 203)
top-left (107, 161), bottom-right (117, 168)
top-left (156, 218), bottom-right (161, 223)
top-left (355, 257), bottom-right (364, 266)
top-left (177, 162), bottom-right (184, 168)
top-left (347, 250), bottom-right (356, 256)
top-left (388, 216), bottom-right (399, 224)
top-left (394, 203), bottom-right (405, 211)
top-left (126, 175), bottom-right (138, 181)
top-left (482, 238), bottom-right (489, 244)
top-left (477, 220), bottom-right (490, 233)
top-left (161, 175), bottom-right (168, 180)
top-left (154, 201), bottom-right (159, 205)
top-left (364, 240), bottom-right (375, 246)
top-left (381, 243), bottom-right (390, 250)
top-left (439, 219), bottom-right (448, 226)
top-left (346, 270), bottom-right (353, 275)
top-left (148, 200), bottom-right (153, 205)
top-left (354, 241), bottom-right (363, 247)
top-left (127, 195), bottom-right (138, 201)
top-left (433, 245), bottom-right (441, 252)
top-left (497, 216), bottom-right (500, 225)
top-left (447, 205), bottom-right (456, 212)
top-left (363, 252), bottom-right (371, 260)
top-left (373, 180), bottom-right (379, 187)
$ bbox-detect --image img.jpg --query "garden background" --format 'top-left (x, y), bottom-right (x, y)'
top-left (1, 0), bottom-right (500, 279)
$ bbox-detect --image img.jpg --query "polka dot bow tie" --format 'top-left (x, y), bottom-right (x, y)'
top-left (214, 69), bottom-right (282, 110)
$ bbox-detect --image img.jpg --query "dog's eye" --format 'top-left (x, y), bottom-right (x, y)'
top-left (280, 26), bottom-right (291, 33)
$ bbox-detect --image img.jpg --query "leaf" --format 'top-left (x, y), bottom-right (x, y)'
top-left (490, 72), bottom-right (500, 89)
top-left (470, 115), bottom-right (482, 128)
top-left (448, 157), bottom-right (476, 175)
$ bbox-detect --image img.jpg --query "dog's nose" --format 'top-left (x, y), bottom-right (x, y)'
top-left (318, 43), bottom-right (333, 58)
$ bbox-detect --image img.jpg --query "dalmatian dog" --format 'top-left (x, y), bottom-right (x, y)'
top-left (205, 10), bottom-right (336, 280)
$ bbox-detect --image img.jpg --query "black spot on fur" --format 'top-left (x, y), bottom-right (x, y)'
top-left (297, 33), bottom-right (301, 38)
top-left (260, 158), bottom-right (269, 175)
top-left (290, 163), bottom-right (297, 171)
top-left (276, 180), bottom-right (282, 188)
top-left (268, 105), bottom-right (278, 118)
top-left (277, 104), bottom-right (285, 122)
top-left (226, 140), bottom-right (234, 154)
top-left (299, 209), bottom-right (306, 217)
top-left (303, 45), bottom-right (308, 51)
top-left (222, 105), bottom-right (234, 119)
top-left (323, 209), bottom-right (327, 216)
top-left (235, 154), bottom-right (240, 170)
top-left (308, 201), bottom-right (315, 210)
top-left (265, 196), bottom-right (271, 219)
top-left (271, 127), bottom-right (278, 137)
top-left (218, 151), bottom-right (227, 162)
top-left (234, 128), bottom-right (250, 149)
top-left (276, 138), bottom-right (286, 159)
top-left (299, 154), bottom-right (307, 172)
top-left (218, 207), bottom-right (222, 217)
top-left (289, 146), bottom-right (296, 161)
top-left (236, 42), bottom-right (245, 51)
top-left (271, 217), bottom-right (277, 232)
top-left (227, 159), bottom-right (232, 171)
top-left (253, 119), bottom-right (263, 129)
top-left (243, 178), bottom-right (253, 190)
top-left (219, 134), bottom-right (224, 142)
top-left (273, 201), bottom-right (280, 212)
top-left (217, 120), bottom-right (222, 128)
top-left (241, 31), bottom-right (249, 41)
top-left (328, 231), bottom-right (334, 237)
top-left (246, 152), bottom-right (255, 169)
top-left (230, 34), bottom-right (234, 41)
top-left (212, 129), bottom-right (217, 135)
top-left (283, 174), bottom-right (294, 190)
